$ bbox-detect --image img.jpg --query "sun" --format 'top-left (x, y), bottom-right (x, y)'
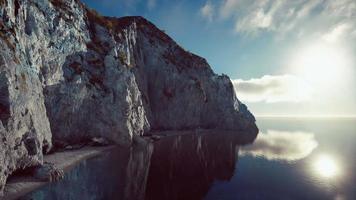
top-left (290, 42), bottom-right (352, 87)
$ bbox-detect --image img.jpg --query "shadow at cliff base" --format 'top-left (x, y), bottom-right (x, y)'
top-left (145, 131), bottom-right (257, 200)
top-left (19, 130), bottom-right (257, 200)
top-left (20, 140), bottom-right (153, 200)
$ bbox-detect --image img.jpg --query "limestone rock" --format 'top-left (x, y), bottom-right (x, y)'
top-left (0, 0), bottom-right (257, 195)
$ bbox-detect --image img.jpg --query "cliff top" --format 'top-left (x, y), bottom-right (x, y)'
top-left (84, 7), bottom-right (210, 71)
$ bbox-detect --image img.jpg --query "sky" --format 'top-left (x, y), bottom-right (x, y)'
top-left (82, 0), bottom-right (356, 117)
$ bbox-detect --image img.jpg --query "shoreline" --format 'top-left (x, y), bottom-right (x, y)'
top-left (2, 146), bottom-right (115, 200)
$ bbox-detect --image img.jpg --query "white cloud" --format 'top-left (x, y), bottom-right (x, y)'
top-left (295, 0), bottom-right (322, 19)
top-left (200, 1), bottom-right (215, 22)
top-left (207, 0), bottom-right (356, 39)
top-left (234, 9), bottom-right (273, 34)
top-left (241, 130), bottom-right (318, 161)
top-left (323, 0), bottom-right (356, 18)
top-left (232, 74), bottom-right (312, 103)
top-left (322, 23), bottom-right (353, 43)
top-left (219, 0), bottom-right (243, 19)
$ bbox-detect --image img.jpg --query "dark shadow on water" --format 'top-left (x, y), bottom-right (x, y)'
top-left (145, 131), bottom-right (256, 200)
top-left (20, 139), bottom-right (153, 200)
top-left (20, 131), bottom-right (256, 200)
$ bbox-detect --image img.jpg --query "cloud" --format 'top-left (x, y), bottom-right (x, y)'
top-left (323, 0), bottom-right (356, 18)
top-left (200, 1), bottom-right (215, 22)
top-left (295, 0), bottom-right (322, 19)
top-left (232, 75), bottom-right (312, 103)
top-left (219, 0), bottom-right (242, 19)
top-left (241, 130), bottom-right (318, 161)
top-left (234, 8), bottom-right (273, 34)
top-left (205, 0), bottom-right (356, 39)
top-left (322, 23), bottom-right (354, 43)
top-left (235, 0), bottom-right (323, 35)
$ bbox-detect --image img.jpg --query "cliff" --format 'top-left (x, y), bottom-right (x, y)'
top-left (0, 0), bottom-right (257, 195)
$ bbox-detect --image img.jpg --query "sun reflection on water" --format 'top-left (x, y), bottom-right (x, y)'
top-left (313, 154), bottom-right (341, 178)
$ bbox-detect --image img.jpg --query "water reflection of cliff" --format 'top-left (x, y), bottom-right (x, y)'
top-left (21, 139), bottom-right (154, 200)
top-left (21, 131), bottom-right (256, 200)
top-left (145, 131), bottom-right (257, 200)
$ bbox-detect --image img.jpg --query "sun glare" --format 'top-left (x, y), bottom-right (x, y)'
top-left (290, 42), bottom-right (352, 87)
top-left (313, 154), bottom-right (340, 178)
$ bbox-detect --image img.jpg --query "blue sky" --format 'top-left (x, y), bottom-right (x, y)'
top-left (82, 0), bottom-right (356, 116)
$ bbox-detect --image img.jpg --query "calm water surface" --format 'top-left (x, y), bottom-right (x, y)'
top-left (22, 118), bottom-right (356, 200)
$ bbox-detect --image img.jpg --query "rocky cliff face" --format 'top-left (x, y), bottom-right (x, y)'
top-left (0, 0), bottom-right (257, 195)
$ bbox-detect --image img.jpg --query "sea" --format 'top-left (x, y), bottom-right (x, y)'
top-left (22, 117), bottom-right (356, 200)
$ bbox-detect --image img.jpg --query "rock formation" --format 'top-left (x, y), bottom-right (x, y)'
top-left (0, 0), bottom-right (257, 195)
